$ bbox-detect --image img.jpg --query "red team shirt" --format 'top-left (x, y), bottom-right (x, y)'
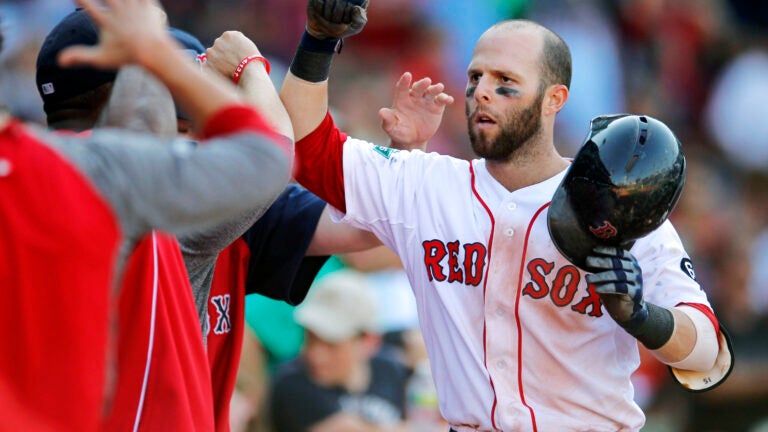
top-left (102, 232), bottom-right (215, 431)
top-left (0, 105), bottom-right (291, 431)
top-left (0, 119), bottom-right (119, 431)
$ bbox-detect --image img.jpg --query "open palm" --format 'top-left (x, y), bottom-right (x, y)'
top-left (379, 72), bottom-right (454, 151)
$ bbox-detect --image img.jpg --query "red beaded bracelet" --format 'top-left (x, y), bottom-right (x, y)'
top-left (232, 55), bottom-right (270, 84)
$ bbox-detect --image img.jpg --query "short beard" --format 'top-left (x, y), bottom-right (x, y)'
top-left (467, 86), bottom-right (545, 161)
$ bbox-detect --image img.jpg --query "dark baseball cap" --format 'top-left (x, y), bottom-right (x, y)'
top-left (36, 9), bottom-right (206, 116)
top-left (36, 9), bottom-right (116, 114)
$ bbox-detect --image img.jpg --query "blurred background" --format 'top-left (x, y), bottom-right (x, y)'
top-left (1, 0), bottom-right (766, 431)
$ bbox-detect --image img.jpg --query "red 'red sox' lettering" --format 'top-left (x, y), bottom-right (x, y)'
top-left (423, 240), bottom-right (486, 286)
top-left (522, 258), bottom-right (603, 317)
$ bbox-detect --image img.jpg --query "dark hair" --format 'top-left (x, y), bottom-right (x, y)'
top-left (492, 20), bottom-right (572, 90)
top-left (540, 27), bottom-right (572, 90)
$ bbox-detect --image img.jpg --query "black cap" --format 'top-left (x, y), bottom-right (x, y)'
top-left (167, 27), bottom-right (206, 121)
top-left (36, 9), bottom-right (117, 114)
top-left (36, 9), bottom-right (206, 117)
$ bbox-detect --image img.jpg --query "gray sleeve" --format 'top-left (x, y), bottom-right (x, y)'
top-left (41, 127), bottom-right (291, 241)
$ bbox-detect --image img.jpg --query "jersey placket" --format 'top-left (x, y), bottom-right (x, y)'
top-left (483, 196), bottom-right (537, 431)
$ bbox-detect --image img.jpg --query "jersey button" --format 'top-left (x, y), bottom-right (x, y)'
top-left (495, 308), bottom-right (505, 317)
top-left (505, 228), bottom-right (515, 237)
top-left (0, 158), bottom-right (12, 177)
top-left (496, 360), bottom-right (507, 370)
top-left (507, 202), bottom-right (517, 211)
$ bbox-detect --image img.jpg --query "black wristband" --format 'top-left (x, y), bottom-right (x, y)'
top-left (289, 31), bottom-right (340, 83)
top-left (622, 303), bottom-right (674, 350)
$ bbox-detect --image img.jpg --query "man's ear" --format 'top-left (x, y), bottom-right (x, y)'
top-left (544, 84), bottom-right (569, 116)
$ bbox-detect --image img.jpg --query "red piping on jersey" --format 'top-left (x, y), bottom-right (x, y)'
top-left (134, 231), bottom-right (160, 431)
top-left (469, 162), bottom-right (500, 431)
top-left (513, 202), bottom-right (551, 432)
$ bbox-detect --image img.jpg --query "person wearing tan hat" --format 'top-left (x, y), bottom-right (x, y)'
top-left (269, 269), bottom-right (411, 432)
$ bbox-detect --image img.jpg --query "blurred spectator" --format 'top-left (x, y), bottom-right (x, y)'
top-left (528, 0), bottom-right (626, 156)
top-left (704, 47), bottom-right (768, 170)
top-left (682, 245), bottom-right (768, 432)
top-left (269, 270), bottom-right (410, 432)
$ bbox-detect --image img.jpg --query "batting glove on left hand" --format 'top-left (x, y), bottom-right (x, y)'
top-left (585, 246), bottom-right (647, 330)
top-left (306, 0), bottom-right (370, 40)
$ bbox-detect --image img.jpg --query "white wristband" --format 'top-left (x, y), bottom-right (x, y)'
top-left (665, 305), bottom-right (718, 371)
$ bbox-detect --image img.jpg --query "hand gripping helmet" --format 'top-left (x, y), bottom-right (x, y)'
top-left (547, 114), bottom-right (686, 270)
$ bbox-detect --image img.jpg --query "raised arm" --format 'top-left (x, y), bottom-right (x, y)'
top-left (204, 31), bottom-right (293, 142)
top-left (279, 0), bottom-right (368, 141)
top-left (56, 0), bottom-right (292, 238)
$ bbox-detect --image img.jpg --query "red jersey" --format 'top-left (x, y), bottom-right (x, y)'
top-left (101, 231), bottom-right (214, 431)
top-left (206, 185), bottom-right (330, 431)
top-left (207, 239), bottom-right (250, 432)
top-left (0, 120), bottom-right (120, 431)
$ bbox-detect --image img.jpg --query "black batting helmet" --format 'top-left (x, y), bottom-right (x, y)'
top-left (547, 114), bottom-right (686, 270)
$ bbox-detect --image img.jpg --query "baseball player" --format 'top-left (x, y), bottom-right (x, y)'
top-left (281, 3), bottom-right (732, 431)
top-left (0, 0), bottom-right (292, 429)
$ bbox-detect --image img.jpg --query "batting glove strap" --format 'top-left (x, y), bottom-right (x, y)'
top-left (623, 302), bottom-right (674, 350)
top-left (290, 32), bottom-right (337, 83)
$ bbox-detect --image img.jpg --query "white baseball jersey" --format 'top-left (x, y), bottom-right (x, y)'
top-left (297, 116), bottom-right (711, 432)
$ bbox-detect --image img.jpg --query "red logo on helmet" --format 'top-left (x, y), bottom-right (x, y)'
top-left (589, 221), bottom-right (618, 239)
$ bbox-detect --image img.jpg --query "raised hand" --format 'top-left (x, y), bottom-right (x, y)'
top-left (306, 0), bottom-right (370, 40)
top-left (204, 31), bottom-right (266, 81)
top-left (585, 246), bottom-right (647, 329)
top-left (380, 72), bottom-right (454, 151)
top-left (58, 0), bottom-right (170, 70)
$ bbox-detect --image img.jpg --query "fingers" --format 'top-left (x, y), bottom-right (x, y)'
top-left (378, 107), bottom-right (397, 129)
top-left (409, 77), bottom-right (432, 99)
top-left (396, 72), bottom-right (413, 95)
top-left (587, 269), bottom-right (629, 286)
top-left (58, 46), bottom-right (102, 68)
top-left (591, 246), bottom-right (627, 257)
top-left (350, 5), bottom-right (368, 31)
top-left (74, 0), bottom-right (109, 28)
top-left (585, 246), bottom-right (638, 271)
top-left (435, 93), bottom-right (455, 106)
top-left (402, 75), bottom-right (454, 107)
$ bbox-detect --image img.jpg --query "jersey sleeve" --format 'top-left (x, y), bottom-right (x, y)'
top-left (46, 105), bottom-right (292, 240)
top-left (294, 112), bottom-right (347, 212)
top-left (241, 184), bottom-right (330, 305)
top-left (332, 138), bottom-right (446, 251)
top-left (294, 111), bottom-right (462, 252)
top-left (632, 220), bottom-right (711, 310)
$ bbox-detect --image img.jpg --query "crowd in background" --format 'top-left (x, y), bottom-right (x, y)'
top-left (1, 0), bottom-right (766, 431)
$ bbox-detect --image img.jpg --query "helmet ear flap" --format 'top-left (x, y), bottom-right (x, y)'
top-left (548, 114), bottom-right (686, 270)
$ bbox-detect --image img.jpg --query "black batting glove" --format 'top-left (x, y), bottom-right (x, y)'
top-left (585, 246), bottom-right (648, 330)
top-left (585, 246), bottom-right (674, 349)
top-left (306, 0), bottom-right (370, 40)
